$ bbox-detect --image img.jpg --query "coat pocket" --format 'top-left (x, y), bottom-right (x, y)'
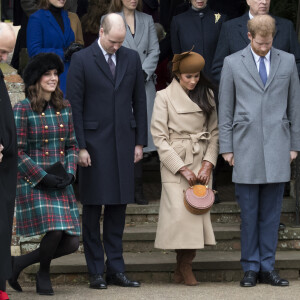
top-left (83, 121), bottom-right (99, 130)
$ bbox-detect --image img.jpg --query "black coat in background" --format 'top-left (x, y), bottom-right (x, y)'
top-left (0, 69), bottom-right (17, 280)
top-left (66, 42), bottom-right (147, 205)
top-left (171, 6), bottom-right (227, 82)
top-left (212, 12), bottom-right (300, 83)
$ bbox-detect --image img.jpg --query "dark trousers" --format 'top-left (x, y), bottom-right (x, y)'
top-left (235, 183), bottom-right (285, 272)
top-left (82, 204), bottom-right (127, 276)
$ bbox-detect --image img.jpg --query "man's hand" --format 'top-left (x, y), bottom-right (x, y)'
top-left (78, 149), bottom-right (92, 167)
top-left (179, 166), bottom-right (198, 186)
top-left (134, 145), bottom-right (143, 163)
top-left (0, 144), bottom-right (3, 163)
top-left (290, 151), bottom-right (298, 163)
top-left (222, 152), bottom-right (234, 166)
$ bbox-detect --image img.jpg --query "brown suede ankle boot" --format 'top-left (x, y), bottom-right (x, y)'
top-left (173, 250), bottom-right (184, 284)
top-left (179, 249), bottom-right (198, 286)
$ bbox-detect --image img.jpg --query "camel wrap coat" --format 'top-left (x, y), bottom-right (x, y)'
top-left (151, 79), bottom-right (218, 249)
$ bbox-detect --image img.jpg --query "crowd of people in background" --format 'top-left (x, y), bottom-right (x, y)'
top-left (0, 0), bottom-right (300, 299)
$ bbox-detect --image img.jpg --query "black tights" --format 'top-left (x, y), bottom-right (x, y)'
top-left (12, 231), bottom-right (79, 279)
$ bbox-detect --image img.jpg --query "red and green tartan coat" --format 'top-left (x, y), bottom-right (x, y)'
top-left (13, 98), bottom-right (80, 237)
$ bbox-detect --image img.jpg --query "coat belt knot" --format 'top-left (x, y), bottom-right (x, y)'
top-left (169, 131), bottom-right (211, 165)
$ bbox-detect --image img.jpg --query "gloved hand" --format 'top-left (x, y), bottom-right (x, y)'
top-left (56, 173), bottom-right (74, 189)
top-left (197, 161), bottom-right (213, 185)
top-left (179, 166), bottom-right (197, 186)
top-left (64, 43), bottom-right (84, 62)
top-left (38, 174), bottom-right (64, 189)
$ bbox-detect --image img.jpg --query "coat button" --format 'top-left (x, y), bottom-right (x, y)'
top-left (60, 151), bottom-right (64, 155)
top-left (60, 138), bottom-right (64, 141)
top-left (45, 125), bottom-right (48, 129)
top-left (143, 50), bottom-right (146, 54)
top-left (41, 112), bottom-right (45, 116)
top-left (56, 112), bottom-right (61, 115)
top-left (44, 139), bottom-right (48, 143)
top-left (60, 124), bottom-right (64, 128)
top-left (45, 152), bottom-right (49, 156)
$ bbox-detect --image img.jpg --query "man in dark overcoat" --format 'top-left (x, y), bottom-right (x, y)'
top-left (0, 23), bottom-right (17, 299)
top-left (66, 13), bottom-right (147, 289)
top-left (212, 0), bottom-right (300, 83)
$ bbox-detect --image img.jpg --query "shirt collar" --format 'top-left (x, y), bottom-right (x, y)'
top-left (251, 47), bottom-right (271, 63)
top-left (98, 38), bottom-right (116, 59)
top-left (249, 11), bottom-right (254, 19)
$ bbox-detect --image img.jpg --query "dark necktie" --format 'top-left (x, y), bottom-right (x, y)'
top-left (107, 54), bottom-right (116, 78)
top-left (259, 56), bottom-right (267, 86)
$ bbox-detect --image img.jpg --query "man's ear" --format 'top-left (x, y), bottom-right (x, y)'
top-left (247, 32), bottom-right (252, 42)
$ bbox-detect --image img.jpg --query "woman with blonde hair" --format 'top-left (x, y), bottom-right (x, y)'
top-left (151, 50), bottom-right (218, 285)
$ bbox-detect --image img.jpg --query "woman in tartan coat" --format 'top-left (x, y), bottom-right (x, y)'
top-left (8, 53), bottom-right (80, 296)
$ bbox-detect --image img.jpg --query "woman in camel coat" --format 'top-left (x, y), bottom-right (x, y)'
top-left (151, 51), bottom-right (218, 285)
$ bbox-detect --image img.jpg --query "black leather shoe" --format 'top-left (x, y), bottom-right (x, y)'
top-left (106, 273), bottom-right (140, 287)
top-left (240, 271), bottom-right (258, 287)
top-left (258, 270), bottom-right (289, 286)
top-left (89, 274), bottom-right (107, 289)
top-left (278, 223), bottom-right (286, 231)
top-left (8, 257), bottom-right (23, 292)
top-left (214, 193), bottom-right (221, 204)
top-left (134, 178), bottom-right (148, 205)
top-left (36, 272), bottom-right (54, 295)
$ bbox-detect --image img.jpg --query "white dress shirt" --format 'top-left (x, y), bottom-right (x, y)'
top-left (98, 38), bottom-right (117, 65)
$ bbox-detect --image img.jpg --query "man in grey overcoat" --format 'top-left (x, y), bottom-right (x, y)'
top-left (219, 15), bottom-right (300, 287)
top-left (67, 14), bottom-right (147, 289)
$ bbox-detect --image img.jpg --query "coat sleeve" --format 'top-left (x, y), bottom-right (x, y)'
top-left (27, 12), bottom-right (65, 59)
top-left (68, 12), bottom-right (84, 45)
top-left (64, 101), bottom-right (79, 176)
top-left (13, 102), bottom-right (47, 187)
top-left (150, 91), bottom-right (185, 174)
top-left (286, 20), bottom-right (300, 78)
top-left (212, 22), bottom-right (230, 84)
top-left (203, 100), bottom-right (219, 167)
top-left (170, 16), bottom-right (181, 54)
top-left (142, 16), bottom-right (160, 79)
top-left (288, 61), bottom-right (300, 150)
top-left (132, 51), bottom-right (148, 146)
top-left (218, 57), bottom-right (235, 154)
top-left (66, 52), bottom-right (86, 149)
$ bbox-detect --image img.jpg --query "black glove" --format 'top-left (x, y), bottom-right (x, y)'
top-left (56, 173), bottom-right (74, 189)
top-left (38, 174), bottom-right (63, 189)
top-left (64, 43), bottom-right (84, 62)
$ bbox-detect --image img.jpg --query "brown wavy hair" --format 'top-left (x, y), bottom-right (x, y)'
top-left (81, 0), bottom-right (109, 34)
top-left (27, 80), bottom-right (67, 113)
top-left (39, 0), bottom-right (51, 9)
top-left (109, 0), bottom-right (143, 12)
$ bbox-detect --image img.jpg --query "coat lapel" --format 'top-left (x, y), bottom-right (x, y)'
top-left (167, 79), bottom-right (202, 113)
top-left (133, 11), bottom-right (144, 47)
top-left (45, 10), bottom-right (65, 42)
top-left (91, 41), bottom-right (115, 84)
top-left (119, 11), bottom-right (137, 51)
top-left (265, 47), bottom-right (281, 90)
top-left (241, 45), bottom-right (265, 90)
top-left (237, 13), bottom-right (250, 46)
top-left (115, 47), bottom-right (128, 90)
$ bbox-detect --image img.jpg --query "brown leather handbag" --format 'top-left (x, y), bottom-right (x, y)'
top-left (184, 185), bottom-right (215, 215)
